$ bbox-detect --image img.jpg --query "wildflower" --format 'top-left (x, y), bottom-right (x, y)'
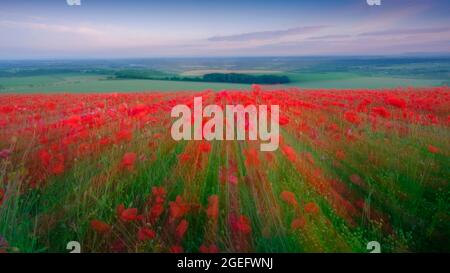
top-left (335, 150), bottom-right (346, 160)
top-left (0, 188), bottom-right (5, 206)
top-left (90, 220), bottom-right (111, 234)
top-left (356, 98), bottom-right (371, 112)
top-left (244, 148), bottom-right (260, 167)
top-left (51, 161), bottom-right (65, 175)
top-left (137, 227), bottom-right (156, 241)
top-left (111, 239), bottom-right (127, 253)
top-left (344, 110), bottom-right (361, 125)
top-left (281, 145), bottom-right (297, 162)
top-left (206, 195), bottom-right (219, 219)
top-left (169, 196), bottom-right (189, 219)
top-left (150, 204), bottom-right (164, 219)
top-left (0, 236), bottom-right (9, 253)
top-left (121, 152), bottom-right (137, 170)
top-left (280, 191), bottom-right (298, 207)
top-left (176, 219), bottom-right (189, 239)
top-left (279, 115), bottom-right (289, 126)
top-left (38, 149), bottom-right (51, 168)
top-left (199, 142), bottom-right (212, 153)
top-left (428, 145), bottom-right (439, 154)
top-left (219, 163), bottom-right (238, 185)
top-left (371, 107), bottom-right (391, 118)
top-left (0, 149), bottom-right (11, 160)
top-left (152, 186), bottom-right (166, 198)
top-left (291, 217), bottom-right (306, 230)
top-left (65, 115), bottom-right (81, 127)
top-left (118, 205), bottom-right (138, 222)
top-left (230, 214), bottom-right (252, 235)
top-left (199, 244), bottom-right (219, 253)
top-left (349, 174), bottom-right (364, 187)
top-left (304, 202), bottom-right (319, 214)
top-left (170, 245), bottom-right (184, 253)
top-left (117, 203), bottom-right (125, 216)
top-left (116, 129), bottom-right (132, 143)
top-left (386, 96), bottom-right (406, 109)
top-left (99, 136), bottom-right (111, 147)
top-left (178, 152), bottom-right (191, 163)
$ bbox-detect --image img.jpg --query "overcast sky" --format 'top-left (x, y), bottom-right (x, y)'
top-left (0, 0), bottom-right (449, 59)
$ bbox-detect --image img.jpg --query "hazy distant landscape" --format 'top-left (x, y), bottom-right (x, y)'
top-left (0, 56), bottom-right (448, 93)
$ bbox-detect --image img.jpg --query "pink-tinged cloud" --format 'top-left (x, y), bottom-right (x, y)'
top-left (358, 27), bottom-right (450, 36)
top-left (208, 26), bottom-right (329, 42)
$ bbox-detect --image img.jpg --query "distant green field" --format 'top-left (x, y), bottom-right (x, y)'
top-left (0, 72), bottom-right (446, 93)
top-left (284, 72), bottom-right (446, 89)
top-left (0, 75), bottom-right (252, 93)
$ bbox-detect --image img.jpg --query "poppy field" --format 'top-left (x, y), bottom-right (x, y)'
top-left (0, 86), bottom-right (449, 253)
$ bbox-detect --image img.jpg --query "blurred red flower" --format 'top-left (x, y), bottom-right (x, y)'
top-left (137, 227), bottom-right (156, 241)
top-left (90, 220), bottom-right (111, 234)
top-left (199, 142), bottom-right (212, 153)
top-left (291, 217), bottom-right (306, 230)
top-left (206, 195), bottom-right (219, 219)
top-left (119, 206), bottom-right (138, 222)
top-left (244, 148), bottom-right (260, 167)
top-left (169, 196), bottom-right (189, 219)
top-left (280, 191), bottom-right (298, 207)
top-left (428, 145), bottom-right (439, 154)
top-left (281, 145), bottom-right (297, 162)
top-left (344, 111), bottom-right (361, 125)
top-left (305, 202), bottom-right (319, 214)
top-left (170, 245), bottom-right (184, 253)
top-left (0, 188), bottom-right (4, 206)
top-left (176, 219), bottom-right (189, 239)
top-left (121, 152), bottom-right (137, 170)
top-left (199, 244), bottom-right (219, 253)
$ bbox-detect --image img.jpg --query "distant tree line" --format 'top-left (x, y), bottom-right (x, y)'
top-left (115, 71), bottom-right (290, 84)
top-left (202, 73), bottom-right (290, 84)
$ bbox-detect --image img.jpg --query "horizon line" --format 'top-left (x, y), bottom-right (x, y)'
top-left (2, 53), bottom-right (450, 62)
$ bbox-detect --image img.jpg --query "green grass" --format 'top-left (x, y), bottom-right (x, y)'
top-left (285, 72), bottom-right (446, 89)
top-left (0, 75), bottom-right (252, 93)
top-left (0, 71), bottom-right (446, 93)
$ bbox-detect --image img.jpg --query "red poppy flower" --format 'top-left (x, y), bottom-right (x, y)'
top-left (0, 188), bottom-right (4, 206)
top-left (304, 202), bottom-right (319, 214)
top-left (280, 191), bottom-right (298, 207)
top-left (170, 245), bottom-right (184, 253)
top-left (38, 149), bottom-right (51, 168)
top-left (386, 96), bottom-right (406, 109)
top-left (176, 219), bottom-right (189, 239)
top-left (121, 152), bottom-right (137, 170)
top-left (230, 215), bottom-right (252, 235)
top-left (371, 107), bottom-right (391, 118)
top-left (120, 207), bottom-right (138, 222)
top-left (117, 203), bottom-right (125, 217)
top-left (206, 195), bottom-right (219, 219)
top-left (178, 152), bottom-right (191, 163)
top-left (152, 186), bottom-right (166, 197)
top-left (244, 148), bottom-right (260, 167)
top-left (116, 129), bottom-right (133, 143)
top-left (90, 220), bottom-right (111, 234)
top-left (281, 145), bottom-right (297, 162)
top-left (199, 244), bottom-right (219, 253)
top-left (51, 161), bottom-right (65, 175)
top-left (344, 111), bottom-right (361, 125)
top-left (150, 204), bottom-right (164, 219)
top-left (428, 145), bottom-right (439, 154)
top-left (335, 150), bottom-right (346, 160)
top-left (137, 227), bottom-right (156, 241)
top-left (199, 142), bottom-right (212, 153)
top-left (169, 196), bottom-right (189, 219)
top-left (291, 217), bottom-right (306, 230)
top-left (279, 115), bottom-right (289, 126)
